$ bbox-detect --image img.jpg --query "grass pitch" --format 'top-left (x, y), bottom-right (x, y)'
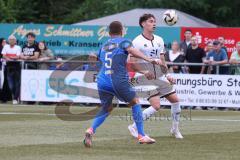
top-left (0, 104), bottom-right (239, 160)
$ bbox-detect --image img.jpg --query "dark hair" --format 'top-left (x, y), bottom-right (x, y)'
top-left (109, 21), bottom-right (123, 35)
top-left (184, 29), bottom-right (192, 33)
top-left (26, 32), bottom-right (36, 38)
top-left (0, 38), bottom-right (6, 46)
top-left (139, 13), bottom-right (155, 28)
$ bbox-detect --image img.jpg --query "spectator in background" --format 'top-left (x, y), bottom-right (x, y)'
top-left (204, 41), bottom-right (214, 74)
top-left (1, 35), bottom-right (21, 104)
top-left (185, 36), bottom-right (205, 74)
top-left (180, 29), bottom-right (192, 55)
top-left (38, 41), bottom-right (54, 69)
top-left (0, 38), bottom-right (7, 56)
top-left (81, 53), bottom-right (99, 71)
top-left (21, 32), bottom-right (40, 69)
top-left (218, 36), bottom-right (228, 54)
top-left (165, 41), bottom-right (185, 73)
top-left (204, 40), bottom-right (228, 74)
top-left (229, 41), bottom-right (240, 75)
top-left (0, 38), bottom-right (12, 103)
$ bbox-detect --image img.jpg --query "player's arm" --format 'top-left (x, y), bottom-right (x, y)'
top-left (126, 47), bottom-right (158, 65)
top-left (128, 55), bottom-right (155, 80)
top-left (159, 54), bottom-right (176, 84)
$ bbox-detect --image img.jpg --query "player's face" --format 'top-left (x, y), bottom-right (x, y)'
top-left (142, 17), bottom-right (156, 33)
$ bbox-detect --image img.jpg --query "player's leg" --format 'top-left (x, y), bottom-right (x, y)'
top-left (114, 81), bottom-right (155, 144)
top-left (165, 93), bottom-right (183, 139)
top-left (84, 90), bottom-right (114, 147)
top-left (128, 95), bottom-right (160, 138)
top-left (129, 97), bottom-right (155, 144)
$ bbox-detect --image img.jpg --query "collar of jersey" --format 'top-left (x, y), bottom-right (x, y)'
top-left (141, 33), bottom-right (154, 41)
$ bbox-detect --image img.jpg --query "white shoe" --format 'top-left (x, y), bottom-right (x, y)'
top-left (138, 135), bottom-right (156, 144)
top-left (128, 124), bottom-right (138, 138)
top-left (13, 100), bottom-right (18, 105)
top-left (170, 128), bottom-right (184, 139)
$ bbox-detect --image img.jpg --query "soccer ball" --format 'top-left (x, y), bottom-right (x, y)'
top-left (163, 9), bottom-right (178, 26)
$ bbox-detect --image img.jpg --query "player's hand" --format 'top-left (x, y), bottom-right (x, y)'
top-left (166, 75), bottom-right (176, 84)
top-left (143, 71), bottom-right (155, 80)
top-left (149, 58), bottom-right (162, 65)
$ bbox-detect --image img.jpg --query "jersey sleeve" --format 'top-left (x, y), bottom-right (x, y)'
top-left (120, 39), bottom-right (132, 50)
top-left (159, 38), bottom-right (165, 55)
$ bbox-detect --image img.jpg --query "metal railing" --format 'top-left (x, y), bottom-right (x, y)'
top-left (1, 59), bottom-right (240, 75)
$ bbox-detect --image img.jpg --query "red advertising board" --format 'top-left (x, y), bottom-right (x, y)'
top-left (181, 27), bottom-right (240, 57)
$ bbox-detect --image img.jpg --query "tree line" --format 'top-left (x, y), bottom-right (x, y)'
top-left (0, 0), bottom-right (239, 26)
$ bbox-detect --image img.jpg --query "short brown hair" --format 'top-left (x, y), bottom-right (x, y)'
top-left (109, 21), bottom-right (123, 35)
top-left (139, 14), bottom-right (155, 28)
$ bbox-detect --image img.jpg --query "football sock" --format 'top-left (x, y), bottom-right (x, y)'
top-left (132, 104), bottom-right (145, 136)
top-left (91, 107), bottom-right (109, 133)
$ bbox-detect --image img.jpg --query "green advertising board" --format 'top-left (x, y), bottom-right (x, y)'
top-left (0, 23), bottom-right (180, 56)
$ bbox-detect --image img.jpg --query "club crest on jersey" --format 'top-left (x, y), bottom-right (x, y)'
top-left (144, 44), bottom-right (147, 47)
top-left (157, 43), bottom-right (161, 47)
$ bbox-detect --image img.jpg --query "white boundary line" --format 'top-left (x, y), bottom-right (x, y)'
top-left (0, 112), bottom-right (240, 122)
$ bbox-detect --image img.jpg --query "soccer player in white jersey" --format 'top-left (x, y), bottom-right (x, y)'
top-left (128, 13), bottom-right (183, 139)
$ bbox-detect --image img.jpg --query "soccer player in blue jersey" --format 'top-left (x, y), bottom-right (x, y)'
top-left (84, 21), bottom-right (159, 147)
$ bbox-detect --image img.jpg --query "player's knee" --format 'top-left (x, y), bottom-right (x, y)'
top-left (107, 105), bottom-right (114, 112)
top-left (171, 102), bottom-right (181, 113)
top-left (152, 104), bottom-right (160, 111)
top-left (129, 97), bottom-right (139, 106)
top-left (167, 93), bottom-right (180, 103)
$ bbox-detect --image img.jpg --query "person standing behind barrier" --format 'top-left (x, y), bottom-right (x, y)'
top-left (218, 36), bottom-right (228, 54)
top-left (81, 53), bottom-right (99, 71)
top-left (38, 41), bottom-right (54, 69)
top-left (229, 41), bottom-right (240, 75)
top-left (180, 29), bottom-right (192, 56)
top-left (1, 35), bottom-right (21, 104)
top-left (165, 41), bottom-right (185, 73)
top-left (185, 36), bottom-right (206, 74)
top-left (21, 32), bottom-right (40, 69)
top-left (204, 40), bottom-right (228, 74)
top-left (204, 41), bottom-right (214, 74)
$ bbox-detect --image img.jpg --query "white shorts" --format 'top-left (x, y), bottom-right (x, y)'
top-left (130, 64), bottom-right (176, 100)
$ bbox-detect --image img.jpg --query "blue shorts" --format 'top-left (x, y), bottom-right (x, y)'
top-left (97, 81), bottom-right (136, 108)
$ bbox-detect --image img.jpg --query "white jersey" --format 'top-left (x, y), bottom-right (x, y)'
top-left (132, 34), bottom-right (165, 59)
top-left (132, 34), bottom-right (175, 98)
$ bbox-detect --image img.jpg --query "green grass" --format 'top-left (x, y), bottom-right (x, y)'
top-left (0, 104), bottom-right (240, 160)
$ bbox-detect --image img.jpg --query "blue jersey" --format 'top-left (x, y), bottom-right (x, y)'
top-left (97, 37), bottom-right (131, 90)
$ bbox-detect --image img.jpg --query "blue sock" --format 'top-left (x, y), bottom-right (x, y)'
top-left (132, 104), bottom-right (145, 136)
top-left (91, 107), bottom-right (109, 133)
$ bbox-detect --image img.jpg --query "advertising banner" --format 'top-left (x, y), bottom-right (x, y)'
top-left (21, 70), bottom-right (240, 107)
top-left (0, 23), bottom-right (180, 56)
top-left (181, 27), bottom-right (240, 57)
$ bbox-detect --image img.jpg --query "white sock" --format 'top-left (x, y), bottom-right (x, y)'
top-left (132, 106), bottom-right (157, 128)
top-left (171, 102), bottom-right (181, 130)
